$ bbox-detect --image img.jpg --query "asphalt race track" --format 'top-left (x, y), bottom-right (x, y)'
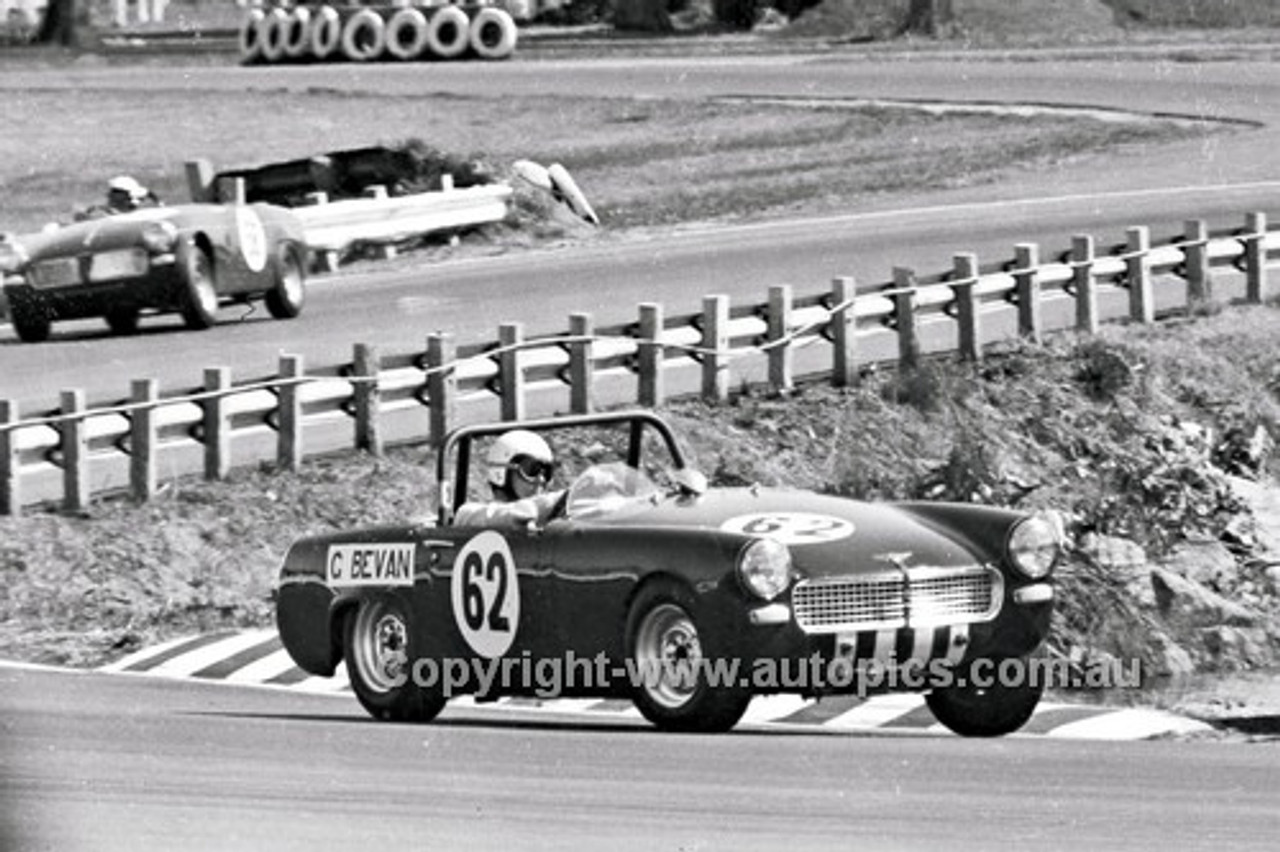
top-left (3, 662), bottom-right (1279, 852)
top-left (4, 51), bottom-right (1280, 850)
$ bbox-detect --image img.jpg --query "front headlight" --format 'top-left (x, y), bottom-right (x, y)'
top-left (1007, 513), bottom-right (1062, 580)
top-left (139, 220), bottom-right (178, 254)
top-left (738, 538), bottom-right (793, 601)
top-left (0, 234), bottom-right (28, 273)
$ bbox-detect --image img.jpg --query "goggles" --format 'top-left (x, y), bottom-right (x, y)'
top-left (509, 455), bottom-right (555, 484)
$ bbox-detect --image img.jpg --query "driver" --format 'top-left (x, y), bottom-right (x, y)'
top-left (455, 430), bottom-right (564, 531)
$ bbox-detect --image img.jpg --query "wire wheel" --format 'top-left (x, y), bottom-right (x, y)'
top-left (349, 599), bottom-right (410, 695)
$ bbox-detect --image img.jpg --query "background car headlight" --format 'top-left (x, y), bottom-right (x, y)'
top-left (1007, 514), bottom-right (1061, 579)
top-left (0, 234), bottom-right (28, 273)
top-left (738, 538), bottom-right (792, 601)
top-left (139, 221), bottom-right (178, 254)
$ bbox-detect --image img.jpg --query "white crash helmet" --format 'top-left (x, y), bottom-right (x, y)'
top-left (486, 429), bottom-right (554, 489)
top-left (107, 175), bottom-right (147, 201)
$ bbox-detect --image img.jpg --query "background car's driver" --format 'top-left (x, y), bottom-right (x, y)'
top-left (455, 429), bottom-right (564, 531)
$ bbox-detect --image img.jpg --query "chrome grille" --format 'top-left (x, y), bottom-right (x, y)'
top-left (792, 566), bottom-right (1001, 634)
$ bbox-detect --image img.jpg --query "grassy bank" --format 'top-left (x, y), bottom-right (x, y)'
top-left (1, 86), bottom-right (1212, 237)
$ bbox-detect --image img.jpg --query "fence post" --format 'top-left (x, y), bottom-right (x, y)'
top-left (702, 295), bottom-right (730, 403)
top-left (498, 323), bottom-right (525, 422)
top-left (638, 303), bottom-right (665, 407)
top-left (1244, 212), bottom-right (1269, 304)
top-left (60, 390), bottom-right (88, 513)
top-left (1072, 235), bottom-right (1098, 334)
top-left (829, 276), bottom-right (857, 387)
top-left (569, 312), bottom-right (594, 414)
top-left (277, 355), bottom-right (304, 472)
top-left (767, 285), bottom-right (794, 393)
top-left (892, 267), bottom-right (920, 370)
top-left (0, 400), bottom-right (18, 517)
top-left (1184, 218), bottom-right (1211, 306)
top-left (1014, 243), bottom-right (1042, 343)
top-left (952, 253), bottom-right (981, 363)
top-left (1126, 226), bottom-right (1154, 324)
top-left (130, 379), bottom-right (157, 504)
top-left (427, 333), bottom-right (456, 448)
top-left (203, 367), bottom-right (231, 481)
top-left (353, 343), bottom-right (382, 456)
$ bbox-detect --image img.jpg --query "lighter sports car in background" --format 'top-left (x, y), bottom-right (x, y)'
top-left (0, 202), bottom-right (306, 342)
top-left (276, 410), bottom-right (1061, 736)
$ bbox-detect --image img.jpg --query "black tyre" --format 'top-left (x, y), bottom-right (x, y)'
top-left (624, 581), bottom-right (751, 733)
top-left (105, 307), bottom-right (139, 336)
top-left (925, 658), bottom-right (1044, 737)
top-left (177, 242), bottom-right (218, 330)
top-left (10, 298), bottom-right (51, 343)
top-left (343, 595), bottom-right (446, 723)
top-left (265, 243), bottom-right (305, 320)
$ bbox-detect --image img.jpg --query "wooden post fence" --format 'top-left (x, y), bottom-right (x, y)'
top-left (353, 343), bottom-right (382, 456)
top-left (1014, 243), bottom-right (1042, 343)
top-left (499, 323), bottom-right (525, 422)
top-left (569, 312), bottom-right (594, 414)
top-left (60, 390), bottom-right (88, 513)
top-left (1072, 235), bottom-right (1098, 334)
top-left (952, 252), bottom-right (981, 363)
top-left (278, 354), bottom-right (303, 472)
top-left (892, 267), bottom-right (920, 370)
top-left (1244, 212), bottom-right (1269, 304)
top-left (130, 379), bottom-right (157, 503)
top-left (638, 303), bottom-right (665, 407)
top-left (829, 276), bottom-right (857, 387)
top-left (701, 295), bottom-right (729, 402)
top-left (1126, 226), bottom-right (1154, 324)
top-left (426, 333), bottom-right (456, 448)
top-left (204, 367), bottom-right (231, 481)
top-left (767, 284), bottom-right (793, 393)
top-left (1, 400), bottom-right (18, 517)
top-left (1184, 218), bottom-right (1210, 305)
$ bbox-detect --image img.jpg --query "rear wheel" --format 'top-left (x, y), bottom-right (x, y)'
top-left (105, 307), bottom-right (138, 336)
top-left (10, 297), bottom-right (51, 343)
top-left (625, 581), bottom-right (751, 733)
top-left (265, 243), bottom-right (305, 319)
top-left (178, 243), bottom-right (218, 330)
top-left (344, 595), bottom-right (446, 723)
top-left (925, 657), bottom-right (1044, 737)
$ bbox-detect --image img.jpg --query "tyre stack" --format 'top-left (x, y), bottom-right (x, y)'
top-left (239, 1), bottom-right (520, 64)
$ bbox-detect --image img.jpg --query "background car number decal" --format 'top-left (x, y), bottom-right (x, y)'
top-left (450, 531), bottom-right (520, 658)
top-left (720, 512), bottom-right (855, 545)
top-left (234, 206), bottom-right (269, 273)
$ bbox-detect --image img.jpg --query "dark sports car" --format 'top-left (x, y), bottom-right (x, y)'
top-left (276, 410), bottom-right (1061, 736)
top-left (0, 202), bottom-right (307, 342)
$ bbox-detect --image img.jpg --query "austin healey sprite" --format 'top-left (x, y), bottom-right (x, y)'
top-left (0, 201), bottom-right (306, 342)
top-left (276, 410), bottom-right (1061, 736)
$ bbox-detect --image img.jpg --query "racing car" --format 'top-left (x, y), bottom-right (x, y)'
top-left (276, 410), bottom-right (1061, 736)
top-left (0, 202), bottom-right (307, 342)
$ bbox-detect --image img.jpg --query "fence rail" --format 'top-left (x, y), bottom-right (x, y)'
top-left (1, 213), bottom-right (1276, 516)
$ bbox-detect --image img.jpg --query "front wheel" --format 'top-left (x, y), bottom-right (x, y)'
top-left (177, 242), bottom-right (218, 330)
top-left (265, 243), bottom-right (305, 319)
top-left (925, 658), bottom-right (1044, 737)
top-left (344, 595), bottom-right (445, 723)
top-left (10, 297), bottom-right (51, 343)
top-left (624, 581), bottom-right (751, 733)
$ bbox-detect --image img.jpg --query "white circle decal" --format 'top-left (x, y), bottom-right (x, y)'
top-left (234, 206), bottom-right (269, 273)
top-left (450, 531), bottom-right (520, 658)
top-left (721, 512), bottom-right (855, 546)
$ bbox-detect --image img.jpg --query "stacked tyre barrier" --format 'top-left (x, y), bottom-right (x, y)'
top-left (240, 2), bottom-right (519, 64)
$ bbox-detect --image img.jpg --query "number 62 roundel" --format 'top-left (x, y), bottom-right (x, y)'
top-left (450, 531), bottom-right (520, 658)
